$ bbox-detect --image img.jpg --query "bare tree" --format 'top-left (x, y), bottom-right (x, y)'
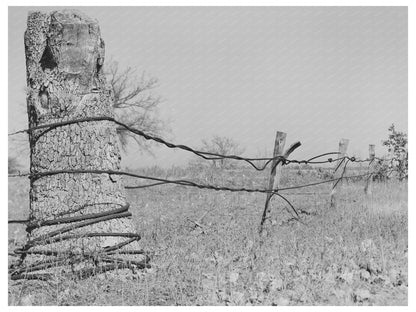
top-left (106, 60), bottom-right (168, 152)
top-left (200, 135), bottom-right (246, 169)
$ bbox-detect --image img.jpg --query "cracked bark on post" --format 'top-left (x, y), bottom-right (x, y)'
top-left (21, 10), bottom-right (146, 277)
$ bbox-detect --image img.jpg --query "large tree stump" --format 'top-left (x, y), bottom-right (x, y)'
top-left (11, 10), bottom-right (148, 280)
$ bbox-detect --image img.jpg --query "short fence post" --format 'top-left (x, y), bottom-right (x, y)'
top-left (330, 138), bottom-right (349, 208)
top-left (364, 144), bottom-right (376, 195)
top-left (259, 131), bottom-right (286, 234)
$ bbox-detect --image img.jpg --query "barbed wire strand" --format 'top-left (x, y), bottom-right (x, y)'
top-left (9, 116), bottom-right (371, 171)
top-left (8, 167), bottom-right (389, 231)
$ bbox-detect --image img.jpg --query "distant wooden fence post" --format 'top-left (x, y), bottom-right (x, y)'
top-left (364, 144), bottom-right (376, 195)
top-left (259, 131), bottom-right (286, 233)
top-left (330, 138), bottom-right (349, 208)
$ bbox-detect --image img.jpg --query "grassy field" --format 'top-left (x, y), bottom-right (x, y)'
top-left (8, 166), bottom-right (408, 305)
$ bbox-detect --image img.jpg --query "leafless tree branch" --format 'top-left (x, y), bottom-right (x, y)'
top-left (105, 59), bottom-right (168, 153)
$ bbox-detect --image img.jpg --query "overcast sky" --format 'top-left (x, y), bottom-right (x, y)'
top-left (8, 6), bottom-right (407, 168)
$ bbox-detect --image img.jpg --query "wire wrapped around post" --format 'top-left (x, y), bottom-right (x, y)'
top-left (10, 10), bottom-right (149, 281)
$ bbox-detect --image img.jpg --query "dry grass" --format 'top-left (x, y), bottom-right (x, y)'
top-left (8, 167), bottom-right (408, 305)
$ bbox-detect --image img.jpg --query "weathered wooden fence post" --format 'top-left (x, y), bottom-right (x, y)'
top-left (330, 138), bottom-right (349, 208)
top-left (13, 10), bottom-right (147, 280)
top-left (259, 131), bottom-right (286, 233)
top-left (364, 144), bottom-right (376, 195)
